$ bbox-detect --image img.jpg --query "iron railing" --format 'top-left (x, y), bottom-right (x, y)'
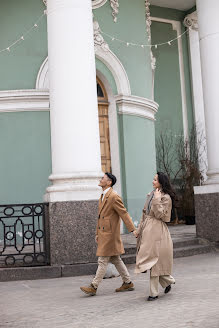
top-left (0, 203), bottom-right (49, 267)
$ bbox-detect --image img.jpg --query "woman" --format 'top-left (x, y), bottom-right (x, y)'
top-left (135, 172), bottom-right (176, 301)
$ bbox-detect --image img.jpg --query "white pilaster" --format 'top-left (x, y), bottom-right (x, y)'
top-left (196, 0), bottom-right (219, 186)
top-left (45, 0), bottom-right (102, 202)
top-left (183, 12), bottom-right (207, 180)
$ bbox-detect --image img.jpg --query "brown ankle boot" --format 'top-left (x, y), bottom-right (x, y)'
top-left (115, 281), bottom-right (134, 292)
top-left (80, 284), bottom-right (97, 296)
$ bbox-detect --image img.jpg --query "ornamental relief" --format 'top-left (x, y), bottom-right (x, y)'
top-left (92, 0), bottom-right (108, 9)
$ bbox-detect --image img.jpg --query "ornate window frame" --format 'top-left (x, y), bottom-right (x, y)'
top-left (92, 0), bottom-right (108, 9)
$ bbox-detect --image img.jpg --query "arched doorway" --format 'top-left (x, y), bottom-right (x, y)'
top-left (96, 78), bottom-right (112, 173)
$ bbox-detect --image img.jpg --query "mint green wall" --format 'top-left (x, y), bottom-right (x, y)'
top-left (0, 0), bottom-right (47, 90)
top-left (150, 7), bottom-right (194, 141)
top-left (119, 115), bottom-right (156, 224)
top-left (94, 0), bottom-right (152, 99)
top-left (0, 112), bottom-right (51, 204)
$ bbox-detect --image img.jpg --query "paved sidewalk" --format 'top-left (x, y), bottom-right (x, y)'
top-left (1, 252), bottom-right (219, 328)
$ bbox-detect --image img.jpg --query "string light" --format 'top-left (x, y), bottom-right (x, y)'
top-left (0, 12), bottom-right (46, 54)
top-left (100, 28), bottom-right (189, 48)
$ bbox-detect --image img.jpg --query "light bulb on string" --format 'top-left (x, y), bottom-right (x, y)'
top-left (112, 37), bottom-right (115, 41)
top-left (7, 47), bottom-right (10, 52)
top-left (155, 44), bottom-right (157, 49)
top-left (141, 45), bottom-right (144, 48)
top-left (127, 42), bottom-right (129, 46)
top-left (34, 24), bottom-right (38, 28)
top-left (168, 41), bottom-right (171, 45)
top-left (21, 36), bottom-right (24, 40)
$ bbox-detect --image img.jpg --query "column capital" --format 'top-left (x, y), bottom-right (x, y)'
top-left (183, 12), bottom-right (198, 31)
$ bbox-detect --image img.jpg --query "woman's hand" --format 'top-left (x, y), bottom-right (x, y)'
top-left (133, 230), bottom-right (138, 238)
top-left (154, 188), bottom-right (161, 199)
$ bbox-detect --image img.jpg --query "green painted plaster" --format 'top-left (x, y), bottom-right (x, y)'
top-left (94, 0), bottom-right (152, 99)
top-left (119, 115), bottom-right (156, 226)
top-left (152, 21), bottom-right (184, 137)
top-left (0, 0), bottom-right (47, 90)
top-left (0, 112), bottom-right (51, 204)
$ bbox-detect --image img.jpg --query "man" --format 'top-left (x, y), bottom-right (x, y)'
top-left (80, 172), bottom-right (137, 296)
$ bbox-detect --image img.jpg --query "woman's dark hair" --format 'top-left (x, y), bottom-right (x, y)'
top-left (157, 172), bottom-right (177, 207)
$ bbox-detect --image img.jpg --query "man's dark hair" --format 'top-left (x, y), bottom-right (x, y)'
top-left (105, 172), bottom-right (117, 187)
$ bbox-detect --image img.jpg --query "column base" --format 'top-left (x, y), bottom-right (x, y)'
top-left (194, 185), bottom-right (219, 242)
top-left (45, 172), bottom-right (102, 202)
top-left (47, 200), bottom-right (98, 265)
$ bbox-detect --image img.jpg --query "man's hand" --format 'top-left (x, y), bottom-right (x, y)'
top-left (132, 230), bottom-right (138, 238)
top-left (95, 235), bottom-right (98, 244)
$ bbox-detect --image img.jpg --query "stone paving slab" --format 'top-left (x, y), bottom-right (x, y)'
top-left (0, 252), bottom-right (219, 328)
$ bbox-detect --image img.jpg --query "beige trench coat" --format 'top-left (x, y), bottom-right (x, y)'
top-left (135, 191), bottom-right (173, 277)
top-left (96, 188), bottom-right (135, 257)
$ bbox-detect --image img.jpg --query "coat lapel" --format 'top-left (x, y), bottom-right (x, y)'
top-left (98, 188), bottom-right (113, 215)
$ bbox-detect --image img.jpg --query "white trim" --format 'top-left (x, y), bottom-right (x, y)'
top-left (194, 184), bottom-right (219, 195)
top-left (36, 57), bottom-right (49, 90)
top-left (92, 0), bottom-right (107, 9)
top-left (151, 17), bottom-right (189, 141)
top-left (96, 70), bottom-right (122, 198)
top-left (115, 95), bottom-right (158, 120)
top-left (0, 89), bottom-right (49, 112)
top-left (95, 47), bottom-right (131, 95)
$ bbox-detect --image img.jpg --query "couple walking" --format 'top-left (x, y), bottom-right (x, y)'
top-left (80, 171), bottom-right (176, 301)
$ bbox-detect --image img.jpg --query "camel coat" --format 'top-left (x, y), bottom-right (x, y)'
top-left (135, 191), bottom-right (173, 277)
top-left (96, 188), bottom-right (135, 257)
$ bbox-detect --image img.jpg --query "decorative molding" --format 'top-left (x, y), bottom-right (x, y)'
top-left (93, 20), bottom-right (109, 52)
top-left (92, 0), bottom-right (107, 9)
top-left (183, 12), bottom-right (198, 31)
top-left (115, 95), bottom-right (158, 121)
top-left (194, 184), bottom-right (219, 195)
top-left (151, 17), bottom-right (189, 141)
top-left (0, 90), bottom-right (49, 113)
top-left (36, 57), bottom-right (49, 89)
top-left (110, 0), bottom-right (119, 23)
top-left (150, 50), bottom-right (156, 71)
top-left (145, 0), bottom-right (152, 42)
top-left (42, 0), bottom-right (47, 6)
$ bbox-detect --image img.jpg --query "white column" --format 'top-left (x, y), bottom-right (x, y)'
top-left (196, 0), bottom-right (219, 186)
top-left (45, 0), bottom-right (102, 202)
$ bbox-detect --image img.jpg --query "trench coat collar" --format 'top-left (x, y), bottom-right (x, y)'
top-left (98, 187), bottom-right (113, 215)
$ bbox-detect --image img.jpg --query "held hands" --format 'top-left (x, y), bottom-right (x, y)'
top-left (154, 188), bottom-right (161, 199)
top-left (133, 230), bottom-right (138, 238)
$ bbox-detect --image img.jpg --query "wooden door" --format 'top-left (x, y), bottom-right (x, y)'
top-left (97, 78), bottom-right (112, 173)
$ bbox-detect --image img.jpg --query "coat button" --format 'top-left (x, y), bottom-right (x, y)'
top-left (99, 227), bottom-right (100, 229)
top-left (103, 227), bottom-right (104, 230)
top-left (102, 216), bottom-right (104, 219)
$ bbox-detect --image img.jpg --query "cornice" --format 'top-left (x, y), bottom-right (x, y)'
top-left (115, 94), bottom-right (158, 121)
top-left (0, 89), bottom-right (49, 112)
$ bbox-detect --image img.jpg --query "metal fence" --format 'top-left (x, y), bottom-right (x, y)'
top-left (0, 203), bottom-right (49, 267)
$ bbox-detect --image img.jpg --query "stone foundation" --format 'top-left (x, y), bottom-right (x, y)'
top-left (194, 191), bottom-right (219, 242)
top-left (47, 200), bottom-right (99, 265)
